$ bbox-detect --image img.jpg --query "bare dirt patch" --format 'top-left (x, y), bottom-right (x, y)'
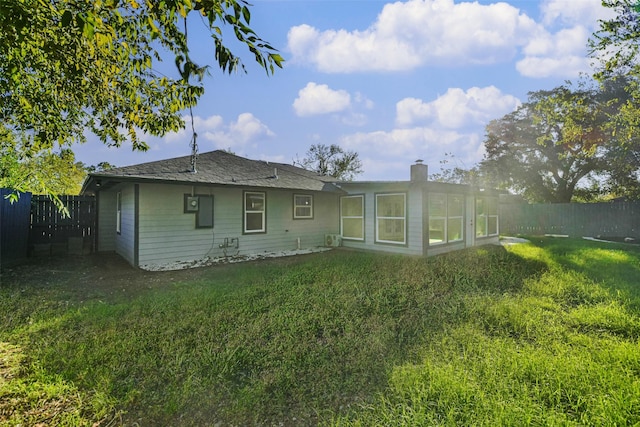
top-left (0, 250), bottom-right (330, 303)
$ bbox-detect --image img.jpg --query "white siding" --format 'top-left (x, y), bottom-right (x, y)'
top-left (136, 183), bottom-right (340, 267)
top-left (115, 184), bottom-right (136, 265)
top-left (97, 191), bottom-right (116, 252)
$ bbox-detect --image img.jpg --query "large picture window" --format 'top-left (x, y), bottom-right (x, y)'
top-left (429, 193), bottom-right (464, 245)
top-left (244, 191), bottom-right (266, 233)
top-left (293, 194), bottom-right (313, 219)
top-left (341, 195), bottom-right (364, 240)
top-left (476, 197), bottom-right (498, 237)
top-left (376, 193), bottom-right (406, 244)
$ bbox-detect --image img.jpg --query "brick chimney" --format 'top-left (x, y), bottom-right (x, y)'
top-left (410, 159), bottom-right (428, 181)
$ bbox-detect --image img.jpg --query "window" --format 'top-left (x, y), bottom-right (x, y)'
top-left (116, 191), bottom-right (122, 234)
top-left (244, 191), bottom-right (266, 233)
top-left (376, 193), bottom-right (406, 244)
top-left (447, 195), bottom-right (464, 242)
top-left (293, 194), bottom-right (313, 219)
top-left (476, 197), bottom-right (498, 237)
top-left (429, 193), bottom-right (464, 245)
top-left (341, 195), bottom-right (364, 240)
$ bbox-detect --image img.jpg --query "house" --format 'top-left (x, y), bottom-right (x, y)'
top-left (81, 150), bottom-right (500, 269)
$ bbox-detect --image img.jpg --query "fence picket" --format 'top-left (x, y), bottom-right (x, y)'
top-left (28, 195), bottom-right (96, 250)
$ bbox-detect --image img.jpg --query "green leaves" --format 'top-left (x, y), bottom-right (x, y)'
top-left (1, 0), bottom-right (283, 202)
top-left (481, 81), bottom-right (634, 203)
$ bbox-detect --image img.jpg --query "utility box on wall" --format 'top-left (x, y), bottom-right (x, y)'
top-left (196, 195), bottom-right (214, 228)
top-left (184, 194), bottom-right (214, 228)
top-left (184, 195), bottom-right (199, 212)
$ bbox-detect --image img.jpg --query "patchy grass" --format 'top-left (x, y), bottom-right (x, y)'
top-left (1, 238), bottom-right (640, 426)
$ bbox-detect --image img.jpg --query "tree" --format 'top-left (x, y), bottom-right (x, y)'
top-left (589, 0), bottom-right (640, 198)
top-left (86, 161), bottom-right (117, 173)
top-left (1, 0), bottom-right (282, 200)
top-left (294, 144), bottom-right (363, 181)
top-left (429, 152), bottom-right (488, 186)
top-left (481, 81), bottom-right (633, 203)
top-left (0, 145), bottom-right (87, 197)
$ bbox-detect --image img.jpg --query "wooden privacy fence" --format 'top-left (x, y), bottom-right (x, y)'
top-left (1, 189), bottom-right (32, 267)
top-left (30, 195), bottom-right (96, 254)
top-left (500, 201), bottom-right (640, 238)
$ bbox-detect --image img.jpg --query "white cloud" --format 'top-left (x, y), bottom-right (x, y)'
top-left (541, 0), bottom-right (615, 26)
top-left (229, 113), bottom-right (276, 143)
top-left (518, 1), bottom-right (615, 78)
top-left (340, 126), bottom-right (488, 180)
top-left (287, 0), bottom-right (613, 79)
top-left (342, 127), bottom-right (462, 158)
top-left (517, 26), bottom-right (591, 78)
top-left (163, 115), bottom-right (224, 144)
top-left (293, 82), bottom-right (352, 116)
top-left (163, 113), bottom-right (274, 151)
top-left (354, 92), bottom-right (375, 110)
top-left (287, 0), bottom-right (538, 73)
top-left (396, 86), bottom-right (520, 129)
top-left (339, 85), bottom-right (519, 178)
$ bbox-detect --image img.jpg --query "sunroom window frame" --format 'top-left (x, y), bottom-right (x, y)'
top-left (340, 194), bottom-right (365, 241)
top-left (476, 196), bottom-right (499, 238)
top-left (429, 193), bottom-right (465, 246)
top-left (375, 192), bottom-right (407, 245)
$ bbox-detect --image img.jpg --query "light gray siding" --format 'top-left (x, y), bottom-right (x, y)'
top-left (97, 191), bottom-right (116, 251)
top-left (136, 183), bottom-right (339, 268)
top-left (340, 183), bottom-right (424, 256)
top-left (115, 184), bottom-right (136, 265)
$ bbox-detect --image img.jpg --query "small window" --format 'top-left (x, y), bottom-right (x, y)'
top-left (244, 191), bottom-right (266, 233)
top-left (376, 193), bottom-right (406, 244)
top-left (116, 191), bottom-right (122, 234)
top-left (341, 195), bottom-right (364, 240)
top-left (293, 194), bottom-right (313, 219)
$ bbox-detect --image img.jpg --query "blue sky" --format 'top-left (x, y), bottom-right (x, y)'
top-left (72, 0), bottom-right (614, 181)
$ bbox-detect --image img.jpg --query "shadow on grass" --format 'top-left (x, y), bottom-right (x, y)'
top-left (525, 236), bottom-right (640, 303)
top-left (2, 246), bottom-right (547, 426)
top-left (329, 240), bottom-right (640, 426)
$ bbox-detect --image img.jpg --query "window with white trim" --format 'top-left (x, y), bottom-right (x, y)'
top-left (429, 193), bottom-right (464, 245)
top-left (376, 193), bottom-right (406, 244)
top-left (447, 195), bottom-right (464, 243)
top-left (341, 195), bottom-right (364, 240)
top-left (116, 191), bottom-right (122, 234)
top-left (293, 194), bottom-right (313, 219)
top-left (476, 196), bottom-right (498, 237)
top-left (244, 191), bottom-right (266, 233)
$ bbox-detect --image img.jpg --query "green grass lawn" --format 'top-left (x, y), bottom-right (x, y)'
top-left (1, 237), bottom-right (640, 426)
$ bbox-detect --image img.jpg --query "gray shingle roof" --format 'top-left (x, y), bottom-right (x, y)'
top-left (83, 150), bottom-right (344, 193)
